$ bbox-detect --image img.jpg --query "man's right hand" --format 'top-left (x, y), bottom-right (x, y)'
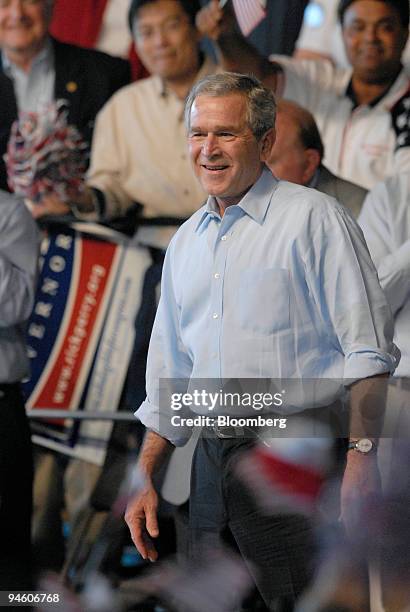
top-left (125, 480), bottom-right (160, 562)
top-left (196, 0), bottom-right (237, 41)
top-left (196, 0), bottom-right (224, 40)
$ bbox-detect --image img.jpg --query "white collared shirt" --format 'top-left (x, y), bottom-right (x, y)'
top-left (358, 173), bottom-right (410, 377)
top-left (87, 56), bottom-right (216, 248)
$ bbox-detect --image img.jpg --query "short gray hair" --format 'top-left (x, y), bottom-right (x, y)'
top-left (184, 72), bottom-right (276, 141)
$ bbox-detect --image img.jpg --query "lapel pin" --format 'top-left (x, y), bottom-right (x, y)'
top-left (66, 81), bottom-right (78, 93)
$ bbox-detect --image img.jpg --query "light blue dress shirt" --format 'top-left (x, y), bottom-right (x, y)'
top-left (137, 169), bottom-right (400, 444)
top-left (2, 38), bottom-right (55, 114)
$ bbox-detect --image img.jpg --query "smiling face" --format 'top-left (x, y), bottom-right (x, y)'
top-left (188, 93), bottom-right (275, 211)
top-left (133, 0), bottom-right (200, 82)
top-left (0, 0), bottom-right (51, 64)
top-left (342, 0), bottom-right (408, 82)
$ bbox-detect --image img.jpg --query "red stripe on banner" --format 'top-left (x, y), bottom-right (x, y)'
top-left (232, 0), bottom-right (266, 36)
top-left (34, 238), bottom-right (118, 412)
top-left (253, 447), bottom-right (324, 501)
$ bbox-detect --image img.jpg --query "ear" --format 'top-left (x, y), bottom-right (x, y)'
top-left (301, 148), bottom-right (321, 184)
top-left (259, 128), bottom-right (276, 162)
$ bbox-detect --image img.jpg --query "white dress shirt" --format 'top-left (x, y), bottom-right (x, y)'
top-left (358, 173), bottom-right (410, 377)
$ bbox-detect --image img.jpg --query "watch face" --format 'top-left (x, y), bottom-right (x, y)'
top-left (356, 438), bottom-right (373, 453)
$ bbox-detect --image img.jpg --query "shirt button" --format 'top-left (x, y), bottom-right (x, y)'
top-left (221, 235), bottom-right (227, 241)
top-left (184, 189), bottom-right (190, 196)
top-left (214, 272), bottom-right (220, 279)
top-left (212, 313), bottom-right (219, 319)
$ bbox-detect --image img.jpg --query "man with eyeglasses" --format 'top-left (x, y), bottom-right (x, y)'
top-left (0, 0), bottom-right (130, 195)
top-left (62, 0), bottom-right (214, 226)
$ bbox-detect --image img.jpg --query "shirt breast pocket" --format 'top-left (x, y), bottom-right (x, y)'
top-left (236, 268), bottom-right (290, 334)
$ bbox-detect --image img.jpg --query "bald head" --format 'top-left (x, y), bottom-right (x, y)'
top-left (266, 100), bottom-right (324, 186)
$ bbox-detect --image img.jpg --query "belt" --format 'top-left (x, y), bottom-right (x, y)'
top-left (210, 423), bottom-right (247, 439)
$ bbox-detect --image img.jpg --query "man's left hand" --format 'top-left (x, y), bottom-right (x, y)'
top-left (340, 450), bottom-right (381, 539)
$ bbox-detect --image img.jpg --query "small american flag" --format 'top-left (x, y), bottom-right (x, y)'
top-left (232, 0), bottom-right (267, 36)
top-left (235, 429), bottom-right (333, 516)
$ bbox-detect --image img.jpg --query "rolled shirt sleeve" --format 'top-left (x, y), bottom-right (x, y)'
top-left (302, 200), bottom-right (400, 381)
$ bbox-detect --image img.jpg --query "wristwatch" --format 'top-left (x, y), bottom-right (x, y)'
top-left (348, 438), bottom-right (376, 454)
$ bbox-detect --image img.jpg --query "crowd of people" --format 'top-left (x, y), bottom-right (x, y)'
top-left (0, 0), bottom-right (409, 610)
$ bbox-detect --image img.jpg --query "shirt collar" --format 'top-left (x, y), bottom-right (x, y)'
top-left (195, 167), bottom-right (278, 233)
top-left (344, 66), bottom-right (408, 109)
top-left (2, 36), bottom-right (53, 76)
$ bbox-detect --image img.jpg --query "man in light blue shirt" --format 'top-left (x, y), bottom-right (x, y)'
top-left (126, 73), bottom-right (399, 609)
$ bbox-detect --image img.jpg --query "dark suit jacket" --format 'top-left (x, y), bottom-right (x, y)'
top-left (316, 165), bottom-right (367, 219)
top-left (0, 38), bottom-right (130, 192)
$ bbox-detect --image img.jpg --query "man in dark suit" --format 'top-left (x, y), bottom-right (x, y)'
top-left (267, 99), bottom-right (367, 218)
top-left (0, 0), bottom-right (130, 194)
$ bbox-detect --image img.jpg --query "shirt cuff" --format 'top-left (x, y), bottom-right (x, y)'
top-left (71, 188), bottom-right (106, 223)
top-left (135, 398), bottom-right (192, 447)
top-left (344, 345), bottom-right (401, 383)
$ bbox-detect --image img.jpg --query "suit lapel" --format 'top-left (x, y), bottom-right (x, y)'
top-left (0, 67), bottom-right (18, 133)
top-left (52, 39), bottom-right (83, 124)
top-left (316, 166), bottom-right (337, 199)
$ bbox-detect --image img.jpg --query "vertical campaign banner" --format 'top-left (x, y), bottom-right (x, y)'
top-left (24, 222), bottom-right (151, 465)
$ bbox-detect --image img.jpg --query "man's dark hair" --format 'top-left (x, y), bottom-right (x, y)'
top-left (128, 0), bottom-right (201, 33)
top-left (338, 0), bottom-right (410, 28)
